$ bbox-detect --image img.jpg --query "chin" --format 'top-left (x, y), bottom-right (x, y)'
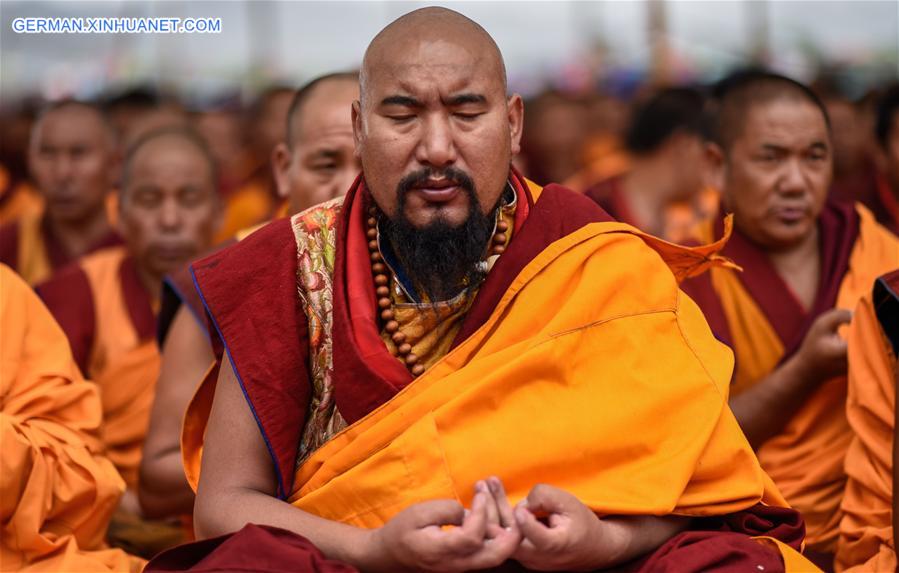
top-left (406, 205), bottom-right (467, 230)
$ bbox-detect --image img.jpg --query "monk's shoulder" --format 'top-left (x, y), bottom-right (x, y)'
top-left (34, 257), bottom-right (97, 373)
top-left (193, 218), bottom-right (296, 282)
top-left (540, 183), bottom-right (615, 225)
top-left (578, 229), bottom-right (685, 315)
top-left (855, 201), bottom-right (899, 249)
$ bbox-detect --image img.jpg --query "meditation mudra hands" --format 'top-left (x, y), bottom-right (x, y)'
top-left (362, 477), bottom-right (645, 572)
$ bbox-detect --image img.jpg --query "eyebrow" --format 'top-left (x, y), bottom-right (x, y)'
top-left (310, 149), bottom-right (342, 159)
top-left (447, 93), bottom-right (487, 106)
top-left (380, 95), bottom-right (421, 108)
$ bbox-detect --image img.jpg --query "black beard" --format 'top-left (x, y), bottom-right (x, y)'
top-left (379, 167), bottom-right (499, 302)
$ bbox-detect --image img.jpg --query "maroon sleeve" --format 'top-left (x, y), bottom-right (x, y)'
top-left (680, 270), bottom-right (733, 350)
top-left (191, 219), bottom-right (310, 500)
top-left (622, 504), bottom-right (805, 573)
top-left (0, 221), bottom-right (20, 270)
top-left (144, 524), bottom-right (358, 573)
top-left (35, 264), bottom-right (96, 375)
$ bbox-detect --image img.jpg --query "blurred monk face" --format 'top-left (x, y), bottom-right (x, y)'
top-left (28, 105), bottom-right (115, 223)
top-left (120, 135), bottom-right (220, 279)
top-left (273, 79), bottom-right (360, 215)
top-left (720, 99), bottom-right (832, 251)
top-left (354, 31), bottom-right (523, 229)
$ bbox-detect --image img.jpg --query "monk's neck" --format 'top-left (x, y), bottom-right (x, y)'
top-left (620, 162), bottom-right (672, 237)
top-left (46, 209), bottom-right (113, 259)
top-left (133, 263), bottom-right (163, 303)
top-left (766, 227), bottom-right (821, 312)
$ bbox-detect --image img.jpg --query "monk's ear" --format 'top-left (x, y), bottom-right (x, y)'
top-left (271, 143), bottom-right (292, 201)
top-left (352, 100), bottom-right (364, 158)
top-left (507, 94), bottom-right (524, 156)
top-left (704, 141), bottom-right (726, 191)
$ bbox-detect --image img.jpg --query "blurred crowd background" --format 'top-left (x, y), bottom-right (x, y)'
top-left (2, 0), bottom-right (898, 240)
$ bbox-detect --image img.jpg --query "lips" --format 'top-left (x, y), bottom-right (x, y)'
top-left (772, 206), bottom-right (809, 224)
top-left (411, 179), bottom-right (461, 203)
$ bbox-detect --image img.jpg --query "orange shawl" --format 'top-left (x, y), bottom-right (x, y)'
top-left (1, 264), bottom-right (143, 572)
top-left (836, 270), bottom-right (899, 572)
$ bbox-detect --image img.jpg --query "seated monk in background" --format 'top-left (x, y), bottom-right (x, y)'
top-left (584, 87), bottom-right (717, 241)
top-left (835, 270), bottom-right (899, 572)
top-left (211, 86), bottom-right (295, 242)
top-left (1, 264), bottom-right (143, 572)
top-left (871, 85), bottom-right (899, 234)
top-left (138, 71), bottom-right (361, 522)
top-left (0, 100), bottom-right (121, 285)
top-left (146, 9), bottom-right (814, 572)
top-left (681, 70), bottom-right (899, 569)
top-left (35, 127), bottom-right (221, 556)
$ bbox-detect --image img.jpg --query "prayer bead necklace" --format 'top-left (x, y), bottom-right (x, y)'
top-left (367, 204), bottom-right (510, 377)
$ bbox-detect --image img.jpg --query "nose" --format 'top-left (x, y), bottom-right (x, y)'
top-left (777, 157), bottom-right (807, 197)
top-left (415, 113), bottom-right (457, 169)
top-left (53, 154), bottom-right (74, 182)
top-left (158, 197), bottom-right (182, 230)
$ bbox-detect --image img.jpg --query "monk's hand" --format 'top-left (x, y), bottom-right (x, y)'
top-left (365, 486), bottom-right (520, 572)
top-left (512, 484), bottom-right (622, 572)
top-left (794, 308), bottom-right (852, 384)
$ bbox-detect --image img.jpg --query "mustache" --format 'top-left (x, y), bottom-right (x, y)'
top-left (396, 167), bottom-right (476, 198)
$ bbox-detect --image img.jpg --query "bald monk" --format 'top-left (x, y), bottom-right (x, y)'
top-left (138, 72), bottom-right (361, 521)
top-left (584, 87), bottom-right (715, 240)
top-left (147, 10), bottom-right (814, 572)
top-left (1, 264), bottom-right (143, 572)
top-left (681, 71), bottom-right (899, 568)
top-left (36, 128), bottom-right (220, 533)
top-left (835, 271), bottom-right (899, 572)
top-left (0, 100), bottom-right (121, 285)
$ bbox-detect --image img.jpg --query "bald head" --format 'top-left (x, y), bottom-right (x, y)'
top-left (29, 100), bottom-right (116, 223)
top-left (360, 7), bottom-right (507, 107)
top-left (286, 72), bottom-right (359, 147)
top-left (712, 70), bottom-right (830, 151)
top-left (119, 127), bottom-right (221, 280)
top-left (274, 72), bottom-right (361, 214)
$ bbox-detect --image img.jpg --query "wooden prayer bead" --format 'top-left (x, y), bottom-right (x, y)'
top-left (405, 353), bottom-right (419, 365)
top-left (384, 320), bottom-right (399, 333)
top-left (380, 309), bottom-right (395, 321)
top-left (411, 364), bottom-right (425, 376)
top-left (398, 343), bottom-right (412, 355)
top-left (391, 331), bottom-right (406, 344)
top-left (377, 298), bottom-right (391, 309)
top-left (374, 274), bottom-right (388, 286)
top-left (376, 286), bottom-right (390, 297)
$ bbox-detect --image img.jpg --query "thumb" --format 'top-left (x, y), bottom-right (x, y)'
top-left (525, 484), bottom-right (571, 517)
top-left (411, 499), bottom-right (466, 529)
top-left (818, 308), bottom-right (852, 332)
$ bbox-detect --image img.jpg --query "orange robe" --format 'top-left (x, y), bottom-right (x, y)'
top-left (37, 246), bottom-right (161, 490)
top-left (836, 270), bottom-right (899, 572)
top-left (0, 264), bottom-right (143, 572)
top-left (0, 164), bottom-right (42, 226)
top-left (682, 202), bottom-right (899, 553)
top-left (0, 209), bottom-right (121, 286)
top-left (178, 175), bottom-right (815, 570)
top-left (214, 169), bottom-right (284, 244)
